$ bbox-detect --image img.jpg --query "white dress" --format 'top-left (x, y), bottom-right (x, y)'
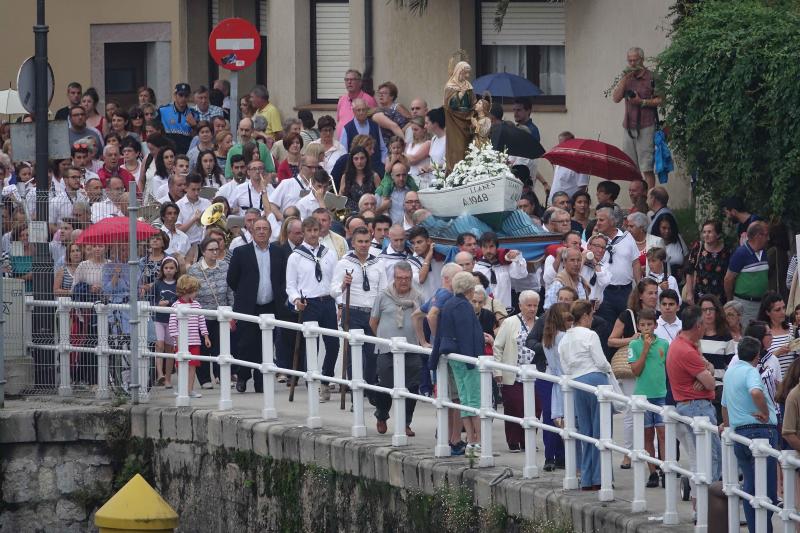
top-left (405, 141), bottom-right (431, 189)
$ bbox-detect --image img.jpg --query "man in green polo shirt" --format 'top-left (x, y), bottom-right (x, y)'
top-left (724, 220), bottom-right (770, 326)
top-left (225, 117), bottom-right (276, 179)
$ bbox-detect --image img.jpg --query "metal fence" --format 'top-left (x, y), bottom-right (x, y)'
top-left (17, 296), bottom-right (800, 533)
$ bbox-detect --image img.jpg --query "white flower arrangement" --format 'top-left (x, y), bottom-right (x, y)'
top-left (428, 142), bottom-right (515, 190)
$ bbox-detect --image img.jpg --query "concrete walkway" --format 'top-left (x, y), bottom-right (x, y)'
top-left (145, 379), bottom-right (703, 531)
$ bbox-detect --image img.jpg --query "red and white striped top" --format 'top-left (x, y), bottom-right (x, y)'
top-left (168, 299), bottom-right (209, 347)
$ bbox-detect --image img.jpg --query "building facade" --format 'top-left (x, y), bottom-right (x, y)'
top-left (0, 0), bottom-right (688, 206)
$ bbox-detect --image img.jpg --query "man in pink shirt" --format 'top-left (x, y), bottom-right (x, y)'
top-left (336, 69), bottom-right (377, 137)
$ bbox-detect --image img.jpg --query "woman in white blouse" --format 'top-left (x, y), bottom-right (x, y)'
top-left (558, 300), bottom-right (612, 491)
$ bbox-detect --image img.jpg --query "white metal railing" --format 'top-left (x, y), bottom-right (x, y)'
top-left (21, 296), bottom-right (800, 532)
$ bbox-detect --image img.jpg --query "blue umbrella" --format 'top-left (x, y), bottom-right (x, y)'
top-left (472, 72), bottom-right (543, 98)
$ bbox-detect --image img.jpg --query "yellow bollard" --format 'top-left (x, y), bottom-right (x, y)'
top-left (94, 474), bottom-right (178, 533)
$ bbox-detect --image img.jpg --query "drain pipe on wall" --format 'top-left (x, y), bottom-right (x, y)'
top-left (363, 0), bottom-right (374, 94)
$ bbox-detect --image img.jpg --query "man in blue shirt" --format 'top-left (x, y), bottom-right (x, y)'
top-left (721, 336), bottom-right (778, 533)
top-left (159, 83), bottom-right (198, 154)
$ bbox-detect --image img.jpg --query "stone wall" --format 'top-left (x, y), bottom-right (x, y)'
top-left (0, 403), bottom-right (688, 533)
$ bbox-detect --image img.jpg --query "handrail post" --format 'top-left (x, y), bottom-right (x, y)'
top-left (521, 364), bottom-right (538, 479)
top-left (752, 438), bottom-right (770, 533)
top-left (661, 406), bottom-right (679, 525)
top-left (259, 313), bottom-right (276, 420)
top-left (391, 338), bottom-right (408, 447)
top-left (24, 295), bottom-right (34, 354)
top-left (693, 416), bottom-right (711, 532)
top-left (349, 329), bottom-right (366, 437)
top-left (95, 303), bottom-right (110, 400)
top-left (721, 428), bottom-right (739, 533)
top-left (136, 302), bottom-right (150, 403)
top-left (630, 394), bottom-right (647, 512)
top-left (561, 377), bottom-right (578, 490)
top-left (780, 450), bottom-right (797, 533)
top-left (175, 304), bottom-right (190, 407)
top-left (217, 306), bottom-right (233, 411)
top-left (434, 356), bottom-right (450, 457)
top-left (597, 384), bottom-right (614, 502)
top-left (304, 321), bottom-right (322, 428)
top-left (56, 297), bottom-right (72, 396)
top-left (478, 355), bottom-right (494, 467)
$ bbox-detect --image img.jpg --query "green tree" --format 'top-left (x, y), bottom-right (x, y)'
top-left (656, 0), bottom-right (800, 224)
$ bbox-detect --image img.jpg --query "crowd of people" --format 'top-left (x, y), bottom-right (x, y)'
top-left (1, 60), bottom-right (799, 532)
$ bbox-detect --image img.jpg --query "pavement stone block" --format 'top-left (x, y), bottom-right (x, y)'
top-left (280, 427), bottom-right (304, 462)
top-left (311, 433), bottom-right (335, 469)
top-left (416, 458), bottom-right (438, 494)
top-left (387, 450), bottom-right (404, 488)
top-left (160, 408), bottom-right (178, 441)
top-left (191, 409), bottom-right (211, 445)
top-left (130, 405), bottom-right (148, 438)
top-left (251, 422), bottom-right (271, 457)
top-left (0, 410), bottom-right (36, 443)
top-left (299, 431), bottom-right (316, 464)
top-left (175, 409), bottom-right (193, 441)
top-left (501, 478), bottom-right (523, 518)
top-left (146, 408), bottom-right (162, 440)
top-left (207, 412), bottom-right (225, 447)
top-left (373, 446), bottom-right (396, 484)
top-left (267, 424), bottom-right (288, 460)
top-left (329, 437), bottom-right (348, 473)
top-left (401, 454), bottom-right (421, 492)
top-left (221, 415), bottom-right (239, 449)
top-left (236, 418), bottom-right (260, 452)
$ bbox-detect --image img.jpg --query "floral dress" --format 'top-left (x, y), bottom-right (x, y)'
top-left (687, 241), bottom-right (731, 303)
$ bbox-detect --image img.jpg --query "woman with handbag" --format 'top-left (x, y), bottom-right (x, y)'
top-left (559, 300), bottom-right (613, 491)
top-left (186, 236), bottom-right (234, 389)
top-left (608, 277), bottom-right (659, 468)
top-left (492, 290), bottom-right (539, 453)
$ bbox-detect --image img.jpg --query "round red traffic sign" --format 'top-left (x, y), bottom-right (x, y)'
top-left (208, 18), bottom-right (262, 71)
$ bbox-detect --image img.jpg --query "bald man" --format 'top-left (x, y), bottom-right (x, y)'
top-left (340, 97), bottom-right (387, 166)
top-left (404, 98), bottom-right (429, 145)
top-left (225, 117), bottom-right (276, 178)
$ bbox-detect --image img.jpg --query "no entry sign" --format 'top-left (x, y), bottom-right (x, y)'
top-left (208, 18), bottom-right (262, 71)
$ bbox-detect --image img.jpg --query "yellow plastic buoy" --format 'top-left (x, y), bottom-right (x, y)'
top-left (94, 474), bottom-right (179, 532)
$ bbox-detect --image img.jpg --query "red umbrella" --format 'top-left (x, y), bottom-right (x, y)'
top-left (542, 138), bottom-right (643, 182)
top-left (76, 217), bottom-right (159, 245)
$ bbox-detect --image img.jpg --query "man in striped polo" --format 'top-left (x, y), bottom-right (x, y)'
top-left (724, 221), bottom-right (770, 327)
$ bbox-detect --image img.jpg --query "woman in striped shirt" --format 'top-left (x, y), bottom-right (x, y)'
top-left (698, 295), bottom-right (735, 424)
top-left (758, 291), bottom-right (796, 379)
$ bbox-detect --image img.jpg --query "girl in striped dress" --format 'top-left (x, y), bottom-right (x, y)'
top-left (168, 275), bottom-right (210, 398)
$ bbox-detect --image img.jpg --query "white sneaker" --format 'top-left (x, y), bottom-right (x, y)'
top-left (320, 387), bottom-right (331, 402)
top-left (201, 382), bottom-right (214, 390)
top-left (189, 391), bottom-right (202, 398)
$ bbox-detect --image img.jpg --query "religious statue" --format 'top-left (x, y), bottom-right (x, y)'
top-left (471, 94), bottom-right (492, 149)
top-left (444, 57), bottom-right (476, 172)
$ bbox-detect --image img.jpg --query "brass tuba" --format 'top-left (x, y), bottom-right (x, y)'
top-left (200, 202), bottom-right (233, 245)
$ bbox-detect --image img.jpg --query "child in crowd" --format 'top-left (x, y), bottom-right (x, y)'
top-left (168, 274), bottom-right (211, 398)
top-left (628, 308), bottom-right (670, 488)
top-left (154, 257), bottom-right (180, 388)
top-left (646, 247), bottom-right (681, 310)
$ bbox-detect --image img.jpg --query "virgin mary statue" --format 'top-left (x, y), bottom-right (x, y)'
top-left (444, 59), bottom-right (476, 173)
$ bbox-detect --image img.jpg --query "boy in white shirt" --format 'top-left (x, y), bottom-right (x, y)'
top-left (654, 289), bottom-right (682, 345)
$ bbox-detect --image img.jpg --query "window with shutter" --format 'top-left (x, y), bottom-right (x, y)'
top-left (311, 1), bottom-right (350, 103)
top-left (479, 1), bottom-right (566, 104)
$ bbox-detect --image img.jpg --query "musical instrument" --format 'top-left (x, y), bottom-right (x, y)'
top-left (200, 202), bottom-right (233, 244)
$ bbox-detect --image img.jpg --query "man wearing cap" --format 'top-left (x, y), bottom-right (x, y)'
top-left (159, 83), bottom-right (198, 154)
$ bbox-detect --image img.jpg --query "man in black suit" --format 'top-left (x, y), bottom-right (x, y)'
top-left (227, 217), bottom-right (288, 392)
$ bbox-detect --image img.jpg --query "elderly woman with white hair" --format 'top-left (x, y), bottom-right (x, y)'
top-left (626, 211), bottom-right (664, 270)
top-left (430, 270), bottom-right (486, 457)
top-left (492, 289), bottom-right (540, 452)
